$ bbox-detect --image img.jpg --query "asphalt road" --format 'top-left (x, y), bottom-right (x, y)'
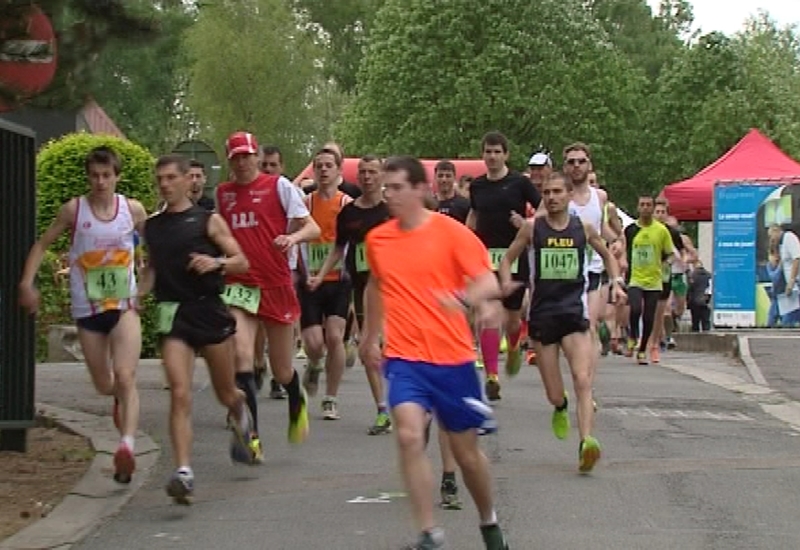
top-left (35, 349), bottom-right (800, 550)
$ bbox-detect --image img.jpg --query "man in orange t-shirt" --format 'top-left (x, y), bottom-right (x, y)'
top-left (360, 156), bottom-right (510, 550)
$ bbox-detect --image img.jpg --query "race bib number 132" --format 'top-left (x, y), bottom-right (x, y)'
top-left (221, 284), bottom-right (261, 315)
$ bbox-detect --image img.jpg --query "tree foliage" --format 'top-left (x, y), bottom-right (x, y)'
top-left (338, 0), bottom-right (650, 208)
top-left (183, 0), bottom-right (326, 174)
top-left (648, 14), bottom-right (800, 189)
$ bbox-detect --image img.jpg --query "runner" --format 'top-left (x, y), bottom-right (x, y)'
top-left (467, 131), bottom-right (541, 400)
top-left (18, 146), bottom-right (147, 484)
top-left (434, 160), bottom-right (470, 224)
top-left (564, 144), bottom-right (618, 371)
top-left (299, 147), bottom-right (353, 420)
top-left (623, 193), bottom-right (674, 364)
top-left (649, 199), bottom-right (686, 362)
top-left (216, 131), bottom-right (318, 461)
top-left (309, 154), bottom-right (390, 431)
top-left (665, 214), bottom-right (697, 347)
top-left (140, 154), bottom-right (258, 503)
top-left (360, 155), bottom-right (509, 550)
top-left (499, 172), bottom-right (625, 473)
top-left (526, 150), bottom-right (552, 194)
top-left (256, 144), bottom-right (291, 400)
top-left (188, 160), bottom-right (215, 211)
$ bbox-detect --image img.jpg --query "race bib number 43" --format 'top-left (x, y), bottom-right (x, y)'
top-left (488, 248), bottom-right (518, 274)
top-left (539, 248), bottom-right (579, 280)
top-left (85, 266), bottom-right (130, 301)
top-left (221, 284), bottom-right (261, 315)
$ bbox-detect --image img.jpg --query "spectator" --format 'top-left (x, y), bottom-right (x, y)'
top-left (687, 261), bottom-right (712, 332)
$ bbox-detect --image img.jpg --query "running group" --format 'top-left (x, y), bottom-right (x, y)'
top-left (18, 130), bottom-right (697, 550)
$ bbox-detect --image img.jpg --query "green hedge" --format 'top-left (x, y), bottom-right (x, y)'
top-left (35, 133), bottom-right (161, 359)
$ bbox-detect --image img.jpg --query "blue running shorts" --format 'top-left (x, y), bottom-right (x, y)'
top-left (384, 358), bottom-right (497, 434)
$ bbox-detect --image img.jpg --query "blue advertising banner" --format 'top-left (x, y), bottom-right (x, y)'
top-left (713, 181), bottom-right (800, 327)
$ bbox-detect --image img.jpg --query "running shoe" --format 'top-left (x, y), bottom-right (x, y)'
top-left (166, 469), bottom-right (194, 505)
top-left (650, 346), bottom-right (661, 364)
top-left (440, 478), bottom-right (462, 510)
top-left (288, 387), bottom-right (310, 444)
top-left (667, 337), bottom-right (677, 350)
top-left (112, 398), bottom-right (121, 432)
top-left (526, 349), bottom-right (537, 365)
top-left (229, 404), bottom-right (261, 465)
top-left (499, 335), bottom-right (508, 354)
top-left (610, 338), bottom-right (620, 355)
top-left (302, 363), bottom-right (322, 397)
top-left (485, 376), bottom-right (501, 401)
top-left (248, 435), bottom-right (265, 464)
top-left (552, 392), bottom-right (570, 440)
top-left (345, 340), bottom-right (358, 368)
top-left (113, 444), bottom-right (135, 484)
top-left (322, 396), bottom-right (340, 420)
top-left (295, 347), bottom-right (307, 359)
top-left (480, 524), bottom-right (510, 550)
top-left (598, 321), bottom-right (611, 356)
top-left (269, 378), bottom-right (287, 400)
top-left (636, 351), bottom-right (648, 365)
top-left (404, 529), bottom-right (445, 549)
top-left (625, 338), bottom-right (636, 357)
top-left (579, 435), bottom-right (602, 473)
top-left (505, 346), bottom-right (522, 377)
top-left (475, 356), bottom-right (485, 369)
top-left (367, 410), bottom-right (392, 435)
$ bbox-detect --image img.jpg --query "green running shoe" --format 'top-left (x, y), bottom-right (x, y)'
top-left (579, 435), bottom-right (602, 473)
top-left (505, 346), bottom-right (522, 377)
top-left (552, 393), bottom-right (570, 440)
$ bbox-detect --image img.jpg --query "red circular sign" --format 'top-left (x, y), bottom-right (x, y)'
top-left (0, 5), bottom-right (58, 112)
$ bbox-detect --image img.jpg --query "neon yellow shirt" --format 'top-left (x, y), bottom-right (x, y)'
top-left (625, 220), bottom-right (673, 291)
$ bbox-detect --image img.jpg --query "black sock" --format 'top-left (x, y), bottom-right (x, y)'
top-left (283, 370), bottom-right (301, 402)
top-left (235, 372), bottom-right (259, 434)
top-left (556, 395), bottom-right (568, 412)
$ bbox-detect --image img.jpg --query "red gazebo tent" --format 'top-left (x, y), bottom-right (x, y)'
top-left (660, 129), bottom-right (800, 221)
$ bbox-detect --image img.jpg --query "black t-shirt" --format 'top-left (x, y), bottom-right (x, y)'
top-left (436, 194), bottom-right (470, 224)
top-left (469, 170), bottom-right (541, 248)
top-left (335, 201), bottom-right (391, 277)
top-left (668, 225), bottom-right (685, 252)
top-left (196, 196), bottom-right (215, 212)
top-left (302, 180), bottom-right (362, 199)
top-left (144, 205), bottom-right (224, 302)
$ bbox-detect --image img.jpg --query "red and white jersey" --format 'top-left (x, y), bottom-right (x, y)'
top-left (216, 173), bottom-right (308, 290)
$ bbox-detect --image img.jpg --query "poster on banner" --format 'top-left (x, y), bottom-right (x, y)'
top-left (713, 180), bottom-right (800, 328)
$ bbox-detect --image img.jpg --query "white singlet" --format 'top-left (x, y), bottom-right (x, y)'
top-left (568, 186), bottom-right (604, 275)
top-left (69, 195), bottom-right (137, 319)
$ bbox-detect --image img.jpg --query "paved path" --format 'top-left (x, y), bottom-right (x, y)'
top-left (35, 349), bottom-right (800, 550)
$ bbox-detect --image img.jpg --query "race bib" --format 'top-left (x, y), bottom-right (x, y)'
top-left (355, 242), bottom-right (369, 273)
top-left (488, 248), bottom-right (518, 274)
top-left (157, 302), bottom-right (179, 334)
top-left (307, 243), bottom-right (340, 273)
top-left (662, 262), bottom-right (671, 283)
top-left (85, 266), bottom-right (130, 301)
top-left (221, 284), bottom-right (261, 315)
top-left (633, 244), bottom-right (655, 268)
top-left (539, 248), bottom-right (579, 280)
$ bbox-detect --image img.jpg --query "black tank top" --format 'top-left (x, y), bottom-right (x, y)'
top-left (144, 205), bottom-right (224, 302)
top-left (529, 215), bottom-right (587, 318)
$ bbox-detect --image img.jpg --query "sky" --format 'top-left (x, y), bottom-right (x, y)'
top-left (646, 0), bottom-right (800, 35)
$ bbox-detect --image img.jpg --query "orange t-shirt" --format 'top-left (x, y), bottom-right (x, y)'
top-left (306, 190), bottom-right (351, 281)
top-left (366, 212), bottom-right (492, 365)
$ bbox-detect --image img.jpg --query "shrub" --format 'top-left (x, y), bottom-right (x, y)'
top-left (35, 133), bottom-right (161, 358)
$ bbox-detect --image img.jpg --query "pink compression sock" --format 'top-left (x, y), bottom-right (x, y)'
top-left (480, 329), bottom-right (500, 377)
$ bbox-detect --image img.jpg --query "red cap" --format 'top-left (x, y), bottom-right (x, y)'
top-left (225, 131), bottom-right (259, 159)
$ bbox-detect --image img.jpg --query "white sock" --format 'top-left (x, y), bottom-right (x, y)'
top-left (481, 509), bottom-right (498, 526)
top-left (177, 466), bottom-right (193, 477)
top-left (120, 435), bottom-right (135, 451)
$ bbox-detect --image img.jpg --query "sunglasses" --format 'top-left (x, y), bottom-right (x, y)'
top-left (565, 158), bottom-right (589, 166)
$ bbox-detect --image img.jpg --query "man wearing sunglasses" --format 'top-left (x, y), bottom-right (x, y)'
top-left (564, 143), bottom-right (620, 403)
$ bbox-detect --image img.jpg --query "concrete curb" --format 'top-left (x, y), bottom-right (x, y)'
top-left (0, 404), bottom-right (160, 550)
